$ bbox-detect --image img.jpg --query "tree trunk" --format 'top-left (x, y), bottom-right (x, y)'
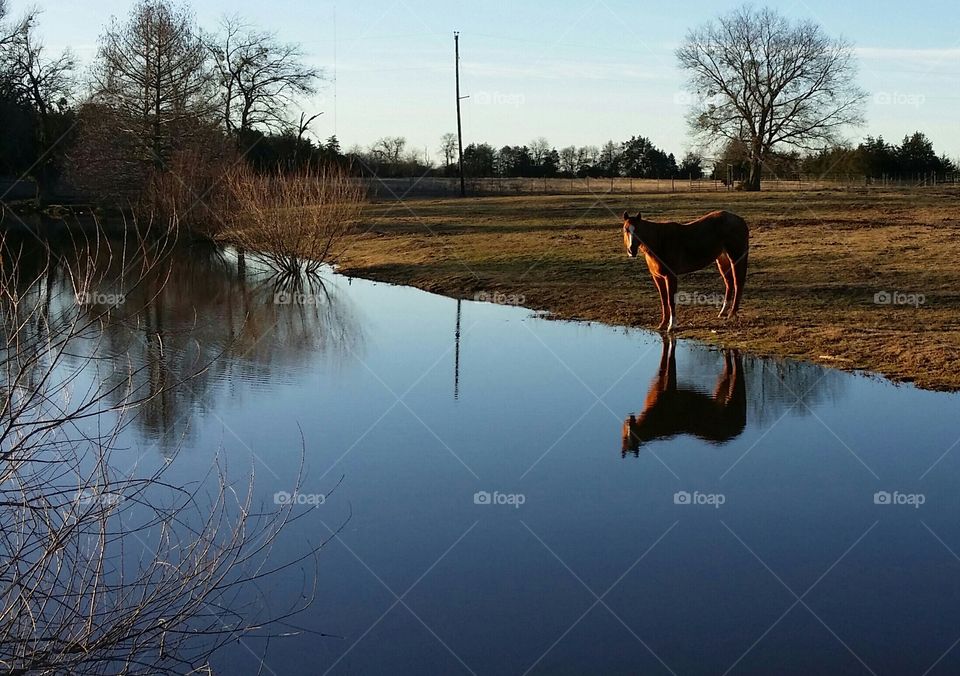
top-left (153, 39), bottom-right (164, 168)
top-left (745, 157), bottom-right (762, 191)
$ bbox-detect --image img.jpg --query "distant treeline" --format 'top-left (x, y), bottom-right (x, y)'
top-left (350, 132), bottom-right (958, 183)
top-left (347, 135), bottom-right (705, 180)
top-left (713, 133), bottom-right (957, 182)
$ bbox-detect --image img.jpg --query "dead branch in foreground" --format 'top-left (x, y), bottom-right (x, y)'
top-left (0, 223), bottom-right (339, 674)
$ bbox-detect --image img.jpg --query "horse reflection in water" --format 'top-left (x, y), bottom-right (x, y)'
top-left (622, 336), bottom-right (746, 456)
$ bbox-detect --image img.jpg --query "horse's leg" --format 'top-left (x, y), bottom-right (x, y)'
top-left (665, 335), bottom-right (677, 388)
top-left (664, 273), bottom-right (679, 331)
top-left (730, 247), bottom-right (749, 316)
top-left (653, 274), bottom-right (669, 330)
top-left (655, 333), bottom-right (671, 390)
top-left (715, 254), bottom-right (734, 318)
top-left (714, 350), bottom-right (734, 405)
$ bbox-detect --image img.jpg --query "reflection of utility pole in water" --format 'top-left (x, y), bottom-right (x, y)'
top-left (454, 298), bottom-right (461, 400)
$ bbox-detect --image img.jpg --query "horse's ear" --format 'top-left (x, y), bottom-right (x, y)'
top-left (635, 211), bottom-right (642, 219)
top-left (622, 211), bottom-right (630, 221)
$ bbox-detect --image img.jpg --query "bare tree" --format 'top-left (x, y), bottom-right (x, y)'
top-left (297, 111), bottom-right (323, 142)
top-left (676, 5), bottom-right (865, 190)
top-left (7, 16), bottom-right (74, 138)
top-left (294, 110), bottom-right (323, 165)
top-left (577, 145), bottom-right (599, 173)
top-left (558, 146), bottom-right (577, 175)
top-left (0, 0), bottom-right (30, 50)
top-left (0, 1), bottom-right (32, 94)
top-left (0, 7), bottom-right (73, 189)
top-left (370, 136), bottom-right (406, 165)
top-left (528, 136), bottom-right (551, 165)
top-left (208, 15), bottom-right (320, 139)
top-left (439, 132), bottom-right (457, 169)
top-left (90, 0), bottom-right (214, 167)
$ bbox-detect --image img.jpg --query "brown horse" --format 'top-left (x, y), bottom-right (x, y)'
top-left (622, 336), bottom-right (746, 456)
top-left (622, 210), bottom-right (749, 331)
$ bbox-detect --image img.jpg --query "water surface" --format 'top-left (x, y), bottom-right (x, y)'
top-left (49, 245), bottom-right (960, 674)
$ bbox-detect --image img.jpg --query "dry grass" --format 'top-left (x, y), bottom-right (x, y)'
top-left (365, 175), bottom-right (951, 199)
top-left (337, 186), bottom-right (960, 391)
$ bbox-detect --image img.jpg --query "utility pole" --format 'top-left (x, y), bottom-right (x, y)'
top-left (454, 31), bottom-right (466, 197)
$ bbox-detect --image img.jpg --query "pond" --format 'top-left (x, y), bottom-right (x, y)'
top-left (17, 241), bottom-right (960, 674)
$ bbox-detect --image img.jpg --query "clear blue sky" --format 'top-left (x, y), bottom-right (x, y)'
top-left (21, 0), bottom-right (960, 161)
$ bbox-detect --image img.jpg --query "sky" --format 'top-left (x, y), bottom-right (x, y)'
top-left (16, 0), bottom-right (960, 162)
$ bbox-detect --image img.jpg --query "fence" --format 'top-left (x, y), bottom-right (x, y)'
top-left (362, 174), bottom-right (960, 199)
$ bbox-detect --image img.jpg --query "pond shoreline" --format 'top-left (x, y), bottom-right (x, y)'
top-left (336, 263), bottom-right (937, 394)
top-left (336, 190), bottom-right (960, 392)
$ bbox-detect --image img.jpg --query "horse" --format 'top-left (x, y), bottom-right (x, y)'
top-left (621, 335), bottom-right (746, 456)
top-left (622, 210), bottom-right (749, 331)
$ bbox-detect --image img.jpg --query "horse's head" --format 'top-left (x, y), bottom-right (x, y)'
top-left (622, 415), bottom-right (640, 455)
top-left (621, 412), bottom-right (652, 455)
top-left (622, 211), bottom-right (642, 258)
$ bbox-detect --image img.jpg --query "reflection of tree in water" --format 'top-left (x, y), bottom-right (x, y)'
top-left (0, 232), bottom-right (336, 673)
top-left (32, 241), bottom-right (364, 453)
top-left (0, 237), bottom-right (91, 429)
top-left (678, 343), bottom-right (847, 425)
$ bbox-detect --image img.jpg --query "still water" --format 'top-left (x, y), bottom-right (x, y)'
top-left (53, 244), bottom-right (960, 673)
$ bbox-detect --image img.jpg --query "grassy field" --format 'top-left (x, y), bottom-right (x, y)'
top-left (337, 187), bottom-right (960, 391)
top-left (364, 175), bottom-right (952, 199)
